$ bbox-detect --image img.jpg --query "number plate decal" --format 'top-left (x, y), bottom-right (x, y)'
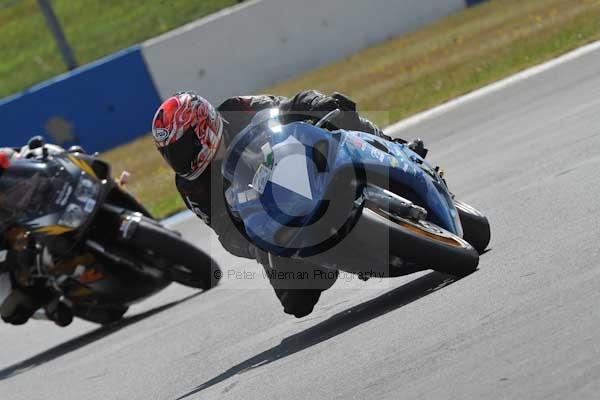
top-left (252, 164), bottom-right (272, 195)
top-left (84, 198), bottom-right (97, 213)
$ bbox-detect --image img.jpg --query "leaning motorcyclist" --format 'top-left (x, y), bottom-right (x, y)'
top-left (0, 148), bottom-right (49, 325)
top-left (151, 90), bottom-right (426, 317)
top-left (0, 144), bottom-right (80, 326)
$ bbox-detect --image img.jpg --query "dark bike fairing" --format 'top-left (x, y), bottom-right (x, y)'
top-left (0, 155), bottom-right (101, 249)
top-left (1, 152), bottom-right (168, 297)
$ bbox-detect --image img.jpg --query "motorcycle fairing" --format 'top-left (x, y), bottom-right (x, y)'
top-left (223, 110), bottom-right (462, 255)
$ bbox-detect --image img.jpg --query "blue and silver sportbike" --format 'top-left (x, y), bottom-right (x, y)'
top-left (223, 109), bottom-right (490, 278)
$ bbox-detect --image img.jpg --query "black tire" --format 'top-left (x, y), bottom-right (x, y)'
top-left (454, 200), bottom-right (491, 255)
top-left (72, 304), bottom-right (128, 325)
top-left (304, 207), bottom-right (479, 278)
top-left (129, 218), bottom-right (221, 290)
top-left (50, 302), bottom-right (74, 327)
top-left (369, 208), bottom-right (480, 276)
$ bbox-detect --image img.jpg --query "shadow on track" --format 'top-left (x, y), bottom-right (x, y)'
top-left (177, 271), bottom-right (461, 399)
top-left (0, 291), bottom-right (203, 381)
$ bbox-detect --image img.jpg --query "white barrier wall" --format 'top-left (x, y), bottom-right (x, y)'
top-left (142, 0), bottom-right (467, 103)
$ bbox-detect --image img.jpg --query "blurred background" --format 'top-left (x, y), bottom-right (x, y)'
top-left (0, 0), bottom-right (239, 97)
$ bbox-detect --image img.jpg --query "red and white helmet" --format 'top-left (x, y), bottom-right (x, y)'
top-left (0, 151), bottom-right (10, 170)
top-left (152, 91), bottom-right (223, 180)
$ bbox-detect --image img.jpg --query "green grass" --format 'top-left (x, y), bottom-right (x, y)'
top-left (266, 0), bottom-right (600, 126)
top-left (0, 0), bottom-right (237, 98)
top-left (100, 0), bottom-right (600, 218)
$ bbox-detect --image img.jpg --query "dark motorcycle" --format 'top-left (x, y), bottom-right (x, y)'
top-left (0, 138), bottom-right (220, 326)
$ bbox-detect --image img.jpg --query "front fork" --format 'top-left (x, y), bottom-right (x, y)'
top-left (29, 296), bottom-right (74, 327)
top-left (84, 203), bottom-right (165, 280)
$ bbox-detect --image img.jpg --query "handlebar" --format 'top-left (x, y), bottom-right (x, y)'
top-left (315, 109), bottom-right (342, 128)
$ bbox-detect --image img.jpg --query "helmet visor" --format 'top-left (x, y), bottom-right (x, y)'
top-left (160, 127), bottom-right (203, 177)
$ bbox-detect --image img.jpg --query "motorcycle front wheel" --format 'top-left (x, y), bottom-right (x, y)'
top-left (454, 200), bottom-right (491, 255)
top-left (366, 207), bottom-right (480, 276)
top-left (128, 218), bottom-right (221, 290)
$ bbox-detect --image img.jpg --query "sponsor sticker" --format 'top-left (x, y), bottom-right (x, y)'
top-left (153, 128), bottom-right (170, 143)
top-left (348, 136), bottom-right (367, 151)
top-left (252, 164), bottom-right (272, 195)
top-left (369, 147), bottom-right (386, 163)
top-left (84, 198), bottom-right (96, 213)
top-left (261, 143), bottom-right (274, 167)
top-left (56, 183), bottom-right (73, 206)
top-left (237, 189), bottom-right (259, 204)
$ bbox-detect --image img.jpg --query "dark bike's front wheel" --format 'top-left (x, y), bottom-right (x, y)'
top-left (128, 218), bottom-right (221, 290)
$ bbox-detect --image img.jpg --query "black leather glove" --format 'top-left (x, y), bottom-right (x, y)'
top-left (407, 139), bottom-right (428, 159)
top-left (280, 90), bottom-right (362, 130)
top-left (331, 93), bottom-right (386, 137)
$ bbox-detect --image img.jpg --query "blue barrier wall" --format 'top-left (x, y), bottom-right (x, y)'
top-left (0, 46), bottom-right (161, 153)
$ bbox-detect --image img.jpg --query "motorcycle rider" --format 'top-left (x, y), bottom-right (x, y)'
top-left (0, 148), bottom-right (48, 325)
top-left (152, 90), bottom-right (424, 317)
top-left (0, 144), bottom-right (82, 326)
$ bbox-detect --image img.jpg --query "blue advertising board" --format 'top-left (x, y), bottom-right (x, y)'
top-left (0, 46), bottom-right (161, 153)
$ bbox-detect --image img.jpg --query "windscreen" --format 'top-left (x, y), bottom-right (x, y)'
top-left (0, 158), bottom-right (72, 231)
top-left (222, 108), bottom-right (281, 186)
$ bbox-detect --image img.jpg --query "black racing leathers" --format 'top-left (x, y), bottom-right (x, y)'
top-left (175, 90), bottom-right (385, 317)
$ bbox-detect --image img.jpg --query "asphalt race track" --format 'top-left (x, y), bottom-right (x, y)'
top-left (2, 44), bottom-right (600, 400)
